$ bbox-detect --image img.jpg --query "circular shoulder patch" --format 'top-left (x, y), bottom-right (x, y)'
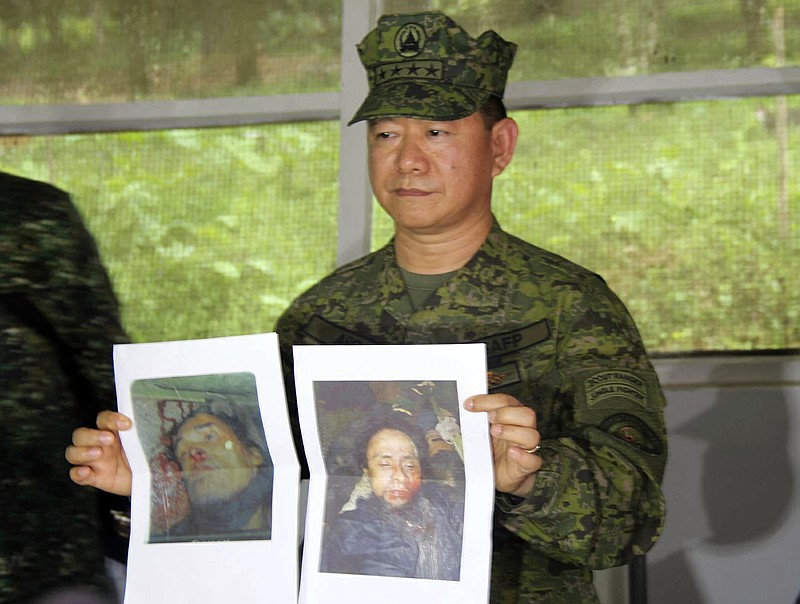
top-left (599, 413), bottom-right (662, 455)
top-left (395, 23), bottom-right (426, 58)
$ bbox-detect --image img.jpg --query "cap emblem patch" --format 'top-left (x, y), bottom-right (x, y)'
top-left (395, 23), bottom-right (426, 57)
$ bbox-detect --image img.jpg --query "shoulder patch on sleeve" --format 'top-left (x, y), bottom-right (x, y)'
top-left (600, 413), bottom-right (663, 455)
top-left (584, 370), bottom-right (647, 408)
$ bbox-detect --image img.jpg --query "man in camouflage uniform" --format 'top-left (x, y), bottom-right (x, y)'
top-left (274, 12), bottom-right (667, 603)
top-left (1, 172), bottom-right (129, 602)
top-left (66, 11), bottom-right (667, 604)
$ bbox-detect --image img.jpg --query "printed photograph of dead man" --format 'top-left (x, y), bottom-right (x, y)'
top-left (315, 380), bottom-right (465, 580)
top-left (130, 372), bottom-right (274, 543)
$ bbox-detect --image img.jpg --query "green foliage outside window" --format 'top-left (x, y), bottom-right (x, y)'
top-left (3, 95), bottom-right (797, 352)
top-left (1, 1), bottom-right (798, 353)
top-left (2, 0), bottom-right (798, 104)
top-left (387, 0), bottom-right (800, 78)
top-left (372, 96), bottom-right (800, 353)
top-left (0, 123), bottom-right (340, 343)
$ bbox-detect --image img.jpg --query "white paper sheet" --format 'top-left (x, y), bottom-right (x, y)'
top-left (115, 333), bottom-right (300, 604)
top-left (294, 344), bottom-right (493, 604)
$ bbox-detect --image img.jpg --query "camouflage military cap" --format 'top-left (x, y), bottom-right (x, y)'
top-left (349, 11), bottom-right (516, 125)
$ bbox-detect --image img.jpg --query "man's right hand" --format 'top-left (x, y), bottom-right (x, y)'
top-left (66, 410), bottom-right (133, 497)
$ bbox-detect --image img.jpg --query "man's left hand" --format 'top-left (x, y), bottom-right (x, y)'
top-left (465, 393), bottom-right (542, 498)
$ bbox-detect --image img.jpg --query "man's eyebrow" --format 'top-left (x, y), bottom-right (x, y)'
top-left (369, 452), bottom-right (420, 460)
top-left (368, 118), bottom-right (395, 129)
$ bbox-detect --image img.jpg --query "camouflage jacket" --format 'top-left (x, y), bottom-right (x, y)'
top-left (0, 172), bottom-right (129, 602)
top-left (275, 219), bottom-right (667, 603)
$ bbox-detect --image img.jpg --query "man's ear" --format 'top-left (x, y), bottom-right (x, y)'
top-left (246, 446), bottom-right (265, 467)
top-left (491, 117), bottom-right (519, 177)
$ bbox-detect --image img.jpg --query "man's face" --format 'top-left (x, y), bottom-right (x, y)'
top-left (365, 428), bottom-right (423, 508)
top-left (174, 413), bottom-right (263, 505)
top-left (367, 112), bottom-right (512, 236)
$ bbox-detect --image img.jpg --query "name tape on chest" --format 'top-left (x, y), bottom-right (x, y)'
top-left (481, 320), bottom-right (551, 361)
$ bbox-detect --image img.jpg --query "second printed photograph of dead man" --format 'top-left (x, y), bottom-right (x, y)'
top-left (314, 380), bottom-right (465, 581)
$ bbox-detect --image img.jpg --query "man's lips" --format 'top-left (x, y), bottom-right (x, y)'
top-left (187, 461), bottom-right (215, 472)
top-left (385, 488), bottom-right (411, 499)
top-left (394, 188), bottom-right (430, 197)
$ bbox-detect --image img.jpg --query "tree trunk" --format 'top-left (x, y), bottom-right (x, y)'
top-left (772, 6), bottom-right (789, 239)
top-left (740, 0), bottom-right (768, 61)
top-left (125, 2), bottom-right (153, 97)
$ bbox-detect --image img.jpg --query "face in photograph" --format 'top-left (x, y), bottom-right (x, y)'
top-left (173, 412), bottom-right (265, 505)
top-left (364, 428), bottom-right (423, 508)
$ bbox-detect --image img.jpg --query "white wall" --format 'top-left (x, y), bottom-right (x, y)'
top-left (620, 355), bottom-right (800, 604)
top-left (596, 354), bottom-right (800, 604)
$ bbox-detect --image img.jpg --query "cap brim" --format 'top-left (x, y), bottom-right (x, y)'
top-left (348, 81), bottom-right (493, 125)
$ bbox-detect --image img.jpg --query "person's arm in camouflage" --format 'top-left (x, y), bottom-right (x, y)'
top-left (4, 176), bottom-right (129, 425)
top-left (27, 183), bottom-right (129, 422)
top-left (469, 277), bottom-right (667, 570)
top-left (3, 173), bottom-right (133, 583)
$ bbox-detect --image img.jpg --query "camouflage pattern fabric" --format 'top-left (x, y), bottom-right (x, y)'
top-left (350, 11), bottom-right (516, 124)
top-left (275, 219), bottom-right (667, 604)
top-left (0, 172), bottom-right (129, 602)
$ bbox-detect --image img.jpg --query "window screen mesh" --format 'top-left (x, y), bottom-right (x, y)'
top-left (0, 1), bottom-right (343, 104)
top-left (372, 96), bottom-right (799, 353)
top-left (4, 2), bottom-right (798, 354)
top-left (0, 122), bottom-right (339, 343)
top-left (383, 0), bottom-right (800, 79)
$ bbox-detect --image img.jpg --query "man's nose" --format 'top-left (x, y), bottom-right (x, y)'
top-left (390, 464), bottom-right (408, 483)
top-left (396, 138), bottom-right (428, 173)
top-left (188, 447), bottom-right (207, 463)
